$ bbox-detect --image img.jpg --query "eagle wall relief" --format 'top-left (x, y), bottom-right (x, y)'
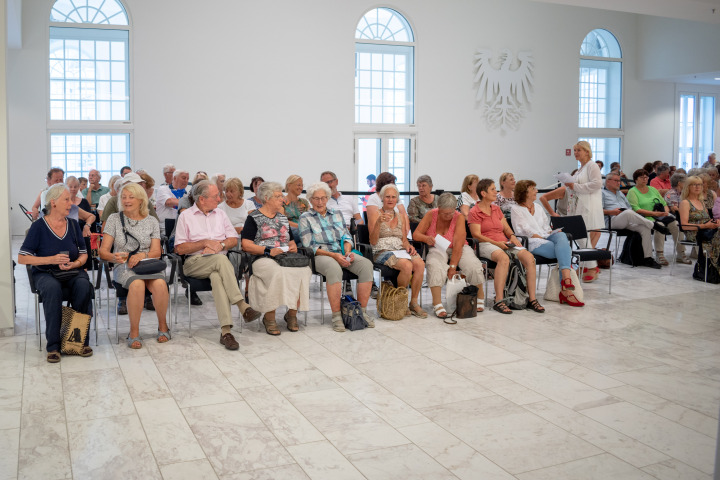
top-left (473, 49), bottom-right (534, 132)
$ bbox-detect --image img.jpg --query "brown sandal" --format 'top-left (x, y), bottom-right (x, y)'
top-left (262, 315), bottom-right (281, 336)
top-left (284, 312), bottom-right (299, 332)
top-left (47, 351), bottom-right (61, 363)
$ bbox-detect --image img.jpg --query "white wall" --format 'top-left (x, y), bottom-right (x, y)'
top-left (7, 0), bottom-right (714, 235)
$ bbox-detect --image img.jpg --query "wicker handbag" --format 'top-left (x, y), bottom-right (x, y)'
top-left (379, 281), bottom-right (408, 320)
top-left (59, 306), bottom-right (91, 355)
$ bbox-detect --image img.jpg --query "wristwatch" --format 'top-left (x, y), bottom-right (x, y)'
top-left (264, 246), bottom-right (271, 257)
top-left (220, 241), bottom-right (226, 250)
top-left (449, 264), bottom-right (457, 269)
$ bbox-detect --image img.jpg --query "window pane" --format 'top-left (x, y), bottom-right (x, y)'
top-left (49, 27), bottom-right (128, 121)
top-left (578, 137), bottom-right (621, 173)
top-left (50, 133), bottom-right (130, 180)
top-left (356, 8), bottom-right (413, 41)
top-left (678, 94), bottom-right (695, 170)
top-left (699, 96), bottom-right (716, 165)
top-left (579, 59), bottom-right (621, 129)
top-left (50, 0), bottom-right (129, 25)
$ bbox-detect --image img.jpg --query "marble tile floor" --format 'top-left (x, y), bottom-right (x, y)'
top-left (3, 236), bottom-right (720, 479)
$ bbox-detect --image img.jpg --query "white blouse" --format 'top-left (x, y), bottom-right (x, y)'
top-left (510, 203), bottom-right (552, 251)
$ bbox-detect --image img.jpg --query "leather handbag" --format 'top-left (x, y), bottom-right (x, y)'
top-left (455, 285), bottom-right (478, 319)
top-left (273, 252), bottom-right (311, 268)
top-left (119, 213), bottom-right (166, 274)
top-left (341, 295), bottom-right (367, 331)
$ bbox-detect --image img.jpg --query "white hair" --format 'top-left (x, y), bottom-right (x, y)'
top-left (162, 163), bottom-right (176, 174)
top-left (306, 182), bottom-right (331, 199)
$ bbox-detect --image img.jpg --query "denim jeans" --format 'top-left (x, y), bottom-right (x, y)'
top-left (530, 232), bottom-right (572, 273)
top-left (34, 270), bottom-right (93, 352)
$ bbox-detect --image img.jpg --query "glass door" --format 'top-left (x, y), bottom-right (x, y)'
top-left (678, 93), bottom-right (716, 170)
top-left (354, 133), bottom-right (415, 211)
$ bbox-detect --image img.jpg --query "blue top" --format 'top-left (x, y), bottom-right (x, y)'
top-left (19, 218), bottom-right (86, 273)
top-left (602, 188), bottom-right (633, 228)
top-left (298, 208), bottom-right (353, 254)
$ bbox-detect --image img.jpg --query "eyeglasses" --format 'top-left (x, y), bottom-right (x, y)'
top-left (272, 194), bottom-right (284, 200)
top-left (311, 196), bottom-right (328, 202)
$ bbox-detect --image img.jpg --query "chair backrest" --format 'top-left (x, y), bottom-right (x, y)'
top-left (165, 218), bottom-right (176, 237)
top-left (357, 224), bottom-right (370, 244)
top-left (550, 215), bottom-right (588, 241)
top-left (25, 265), bottom-right (38, 294)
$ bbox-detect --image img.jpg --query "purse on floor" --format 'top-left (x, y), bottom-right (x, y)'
top-left (544, 266), bottom-right (584, 303)
top-left (379, 281), bottom-right (408, 320)
top-left (341, 295), bottom-right (367, 331)
top-left (59, 306), bottom-right (91, 355)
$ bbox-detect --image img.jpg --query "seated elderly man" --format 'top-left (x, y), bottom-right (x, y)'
top-left (175, 181), bottom-right (261, 350)
top-left (299, 182), bottom-right (374, 332)
top-left (320, 171), bottom-right (363, 228)
top-left (31, 167), bottom-right (65, 219)
top-left (649, 164), bottom-right (671, 197)
top-left (701, 152), bottom-right (717, 169)
top-left (155, 169), bottom-right (190, 234)
top-left (82, 169), bottom-right (110, 209)
top-left (602, 172), bottom-right (662, 268)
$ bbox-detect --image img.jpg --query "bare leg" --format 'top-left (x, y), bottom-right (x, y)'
top-left (410, 257), bottom-right (425, 303)
top-left (146, 279), bottom-right (169, 335)
top-left (127, 281), bottom-right (145, 347)
top-left (518, 250), bottom-right (537, 300)
top-left (490, 250), bottom-right (509, 302)
top-left (357, 281), bottom-right (371, 308)
top-left (327, 282), bottom-right (342, 313)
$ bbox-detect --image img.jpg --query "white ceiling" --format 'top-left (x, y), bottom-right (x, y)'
top-left (530, 0), bottom-right (720, 24)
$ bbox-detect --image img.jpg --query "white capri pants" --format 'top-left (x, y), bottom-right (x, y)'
top-left (425, 244), bottom-right (485, 287)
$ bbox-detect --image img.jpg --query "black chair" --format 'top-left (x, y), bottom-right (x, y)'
top-left (670, 222), bottom-right (711, 280)
top-left (605, 215), bottom-right (635, 256)
top-left (550, 215), bottom-right (614, 293)
top-left (26, 266), bottom-right (97, 351)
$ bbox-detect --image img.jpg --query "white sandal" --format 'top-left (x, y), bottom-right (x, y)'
top-left (433, 303), bottom-right (447, 318)
top-left (477, 301), bottom-right (485, 313)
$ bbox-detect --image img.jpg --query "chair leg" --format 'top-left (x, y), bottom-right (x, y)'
top-left (115, 292), bottom-right (119, 344)
top-left (536, 264), bottom-right (542, 290)
top-left (320, 277), bottom-right (325, 323)
top-left (35, 295), bottom-right (41, 352)
top-left (188, 286), bottom-right (193, 338)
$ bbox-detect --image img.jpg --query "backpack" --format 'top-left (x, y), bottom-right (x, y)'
top-left (503, 251), bottom-right (528, 310)
top-left (619, 232), bottom-right (645, 267)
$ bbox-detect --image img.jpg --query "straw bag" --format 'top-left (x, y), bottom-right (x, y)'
top-left (379, 281), bottom-right (408, 320)
top-left (60, 306), bottom-right (91, 355)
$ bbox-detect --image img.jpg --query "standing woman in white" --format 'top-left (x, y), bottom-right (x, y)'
top-left (565, 141), bottom-right (604, 282)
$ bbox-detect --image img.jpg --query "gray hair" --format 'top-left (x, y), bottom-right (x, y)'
top-left (670, 172), bottom-right (687, 189)
top-left (416, 175), bottom-right (433, 187)
top-left (379, 183), bottom-right (399, 199)
top-left (657, 165), bottom-right (670, 174)
top-left (173, 169), bottom-right (189, 178)
top-left (687, 168), bottom-right (702, 177)
top-left (45, 184), bottom-right (69, 213)
top-left (320, 171), bottom-right (337, 181)
top-left (107, 175), bottom-right (121, 193)
top-left (437, 192), bottom-right (457, 210)
top-left (306, 182), bottom-right (331, 199)
top-left (65, 176), bottom-right (79, 186)
top-left (192, 180), bottom-right (213, 199)
top-left (257, 181), bottom-right (284, 203)
top-left (162, 163), bottom-right (176, 174)
top-left (605, 172), bottom-right (621, 184)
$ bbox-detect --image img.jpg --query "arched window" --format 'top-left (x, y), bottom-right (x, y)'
top-left (49, 0), bottom-right (131, 181)
top-left (579, 29), bottom-right (622, 172)
top-left (354, 8), bottom-right (416, 202)
top-left (355, 8), bottom-right (414, 124)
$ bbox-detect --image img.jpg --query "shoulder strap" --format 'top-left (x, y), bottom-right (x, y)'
top-left (119, 212), bottom-right (142, 256)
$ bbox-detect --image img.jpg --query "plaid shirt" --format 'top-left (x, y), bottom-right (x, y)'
top-left (298, 208), bottom-right (353, 254)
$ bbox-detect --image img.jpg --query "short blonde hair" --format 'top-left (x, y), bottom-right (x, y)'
top-left (461, 174), bottom-right (479, 194)
top-left (574, 141), bottom-right (593, 159)
top-left (284, 175), bottom-right (303, 193)
top-left (118, 182), bottom-right (149, 217)
top-left (224, 177), bottom-right (244, 198)
top-left (499, 172), bottom-right (514, 186)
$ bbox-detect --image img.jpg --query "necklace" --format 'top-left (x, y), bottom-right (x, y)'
top-left (381, 208), bottom-right (396, 217)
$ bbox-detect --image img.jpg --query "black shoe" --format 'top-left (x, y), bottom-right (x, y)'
top-left (643, 257), bottom-right (662, 269)
top-left (144, 296), bottom-right (155, 311)
top-left (653, 222), bottom-right (670, 235)
top-left (117, 300), bottom-right (128, 315)
top-left (185, 290), bottom-right (203, 306)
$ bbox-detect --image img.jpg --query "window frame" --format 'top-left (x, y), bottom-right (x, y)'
top-left (578, 29), bottom-right (624, 171)
top-left (47, 0), bottom-right (133, 175)
top-left (674, 86), bottom-right (718, 169)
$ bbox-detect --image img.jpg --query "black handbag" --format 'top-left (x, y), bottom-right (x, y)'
top-left (341, 295), bottom-right (367, 331)
top-left (273, 252), bottom-right (310, 268)
top-left (119, 213), bottom-right (166, 274)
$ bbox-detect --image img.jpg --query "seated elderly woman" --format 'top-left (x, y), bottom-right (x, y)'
top-left (664, 172), bottom-right (687, 215)
top-left (99, 183), bottom-right (169, 348)
top-left (467, 179), bottom-right (544, 314)
top-left (679, 176), bottom-right (720, 278)
top-left (18, 184), bottom-right (94, 362)
top-left (299, 182), bottom-right (375, 332)
top-left (511, 180), bottom-right (583, 307)
top-left (370, 183), bottom-right (427, 318)
top-left (494, 172), bottom-right (517, 214)
top-left (627, 168), bottom-right (683, 266)
top-left (241, 181), bottom-right (312, 335)
top-left (219, 177), bottom-right (254, 277)
top-left (366, 171), bottom-right (410, 231)
top-left (407, 175), bottom-right (437, 224)
top-left (413, 192), bottom-right (485, 318)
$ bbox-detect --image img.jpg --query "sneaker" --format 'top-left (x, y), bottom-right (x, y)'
top-left (643, 257), bottom-right (662, 269)
top-left (144, 295), bottom-right (155, 311)
top-left (655, 253), bottom-right (669, 266)
top-left (370, 283), bottom-right (379, 299)
top-left (185, 289), bottom-right (203, 306)
top-left (676, 254), bottom-right (692, 264)
top-left (117, 300), bottom-right (128, 315)
top-left (363, 312), bottom-right (376, 328)
top-left (220, 333), bottom-right (239, 350)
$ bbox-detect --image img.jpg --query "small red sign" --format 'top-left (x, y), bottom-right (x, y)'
top-left (565, 149), bottom-right (571, 156)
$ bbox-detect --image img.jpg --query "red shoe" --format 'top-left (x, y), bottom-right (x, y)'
top-left (559, 290), bottom-right (584, 307)
top-left (582, 267), bottom-right (599, 282)
top-left (561, 278), bottom-right (575, 291)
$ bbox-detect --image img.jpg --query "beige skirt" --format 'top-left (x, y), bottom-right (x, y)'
top-left (248, 258), bottom-right (311, 313)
